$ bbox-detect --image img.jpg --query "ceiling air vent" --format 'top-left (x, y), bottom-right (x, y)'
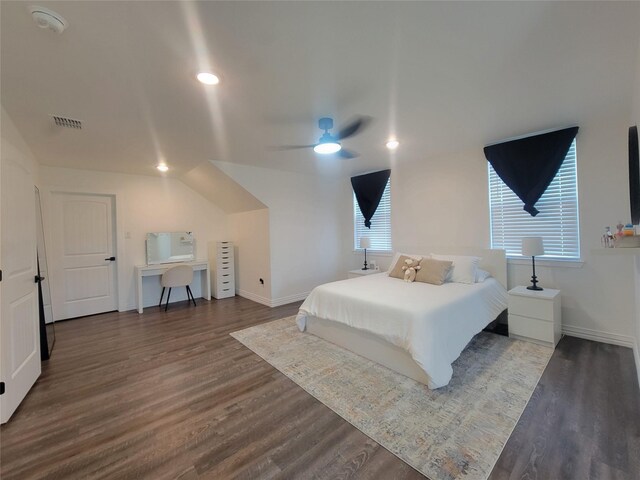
top-left (51, 115), bottom-right (82, 129)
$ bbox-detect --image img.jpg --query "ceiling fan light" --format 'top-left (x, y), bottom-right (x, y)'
top-left (314, 142), bottom-right (342, 154)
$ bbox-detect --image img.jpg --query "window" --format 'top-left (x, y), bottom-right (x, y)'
top-left (354, 178), bottom-right (392, 252)
top-left (489, 139), bottom-right (580, 260)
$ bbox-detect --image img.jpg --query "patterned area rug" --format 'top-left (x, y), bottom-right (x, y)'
top-left (231, 317), bottom-right (553, 480)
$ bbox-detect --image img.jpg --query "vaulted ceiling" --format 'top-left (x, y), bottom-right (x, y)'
top-left (2, 1), bottom-right (639, 178)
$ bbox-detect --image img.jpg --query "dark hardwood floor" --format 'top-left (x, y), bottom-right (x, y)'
top-left (1, 297), bottom-right (638, 480)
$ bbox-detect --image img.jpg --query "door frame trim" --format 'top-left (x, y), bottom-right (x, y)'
top-left (43, 187), bottom-right (126, 313)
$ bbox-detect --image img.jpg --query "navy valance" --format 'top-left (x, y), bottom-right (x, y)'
top-left (484, 127), bottom-right (579, 216)
top-left (351, 169), bottom-right (391, 228)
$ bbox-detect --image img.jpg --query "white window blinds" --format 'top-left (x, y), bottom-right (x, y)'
top-left (489, 139), bottom-right (580, 259)
top-left (354, 178), bottom-right (392, 252)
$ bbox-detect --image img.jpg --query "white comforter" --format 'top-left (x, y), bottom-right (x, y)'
top-left (296, 273), bottom-right (508, 388)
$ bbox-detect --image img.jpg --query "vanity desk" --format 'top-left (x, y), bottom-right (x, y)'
top-left (135, 260), bottom-right (211, 314)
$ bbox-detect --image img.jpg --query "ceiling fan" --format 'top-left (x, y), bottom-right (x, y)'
top-left (272, 116), bottom-right (372, 159)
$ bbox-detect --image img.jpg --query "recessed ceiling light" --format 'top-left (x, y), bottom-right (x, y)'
top-left (196, 72), bottom-right (220, 85)
top-left (386, 139), bottom-right (400, 150)
top-left (157, 164), bottom-right (169, 172)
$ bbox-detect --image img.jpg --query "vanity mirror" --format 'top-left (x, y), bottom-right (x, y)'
top-left (146, 232), bottom-right (195, 265)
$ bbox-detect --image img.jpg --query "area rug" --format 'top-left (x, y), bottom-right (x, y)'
top-left (231, 316), bottom-right (553, 480)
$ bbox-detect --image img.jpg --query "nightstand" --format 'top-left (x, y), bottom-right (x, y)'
top-left (508, 286), bottom-right (561, 347)
top-left (348, 268), bottom-right (381, 279)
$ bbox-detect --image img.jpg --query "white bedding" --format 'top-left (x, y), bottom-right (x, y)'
top-left (296, 273), bottom-right (508, 388)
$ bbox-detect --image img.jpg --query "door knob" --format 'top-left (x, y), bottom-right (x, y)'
top-left (34, 275), bottom-right (45, 283)
top-left (105, 256), bottom-right (116, 261)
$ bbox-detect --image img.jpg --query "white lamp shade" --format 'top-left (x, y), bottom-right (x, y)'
top-left (359, 237), bottom-right (371, 249)
top-left (522, 237), bottom-right (545, 257)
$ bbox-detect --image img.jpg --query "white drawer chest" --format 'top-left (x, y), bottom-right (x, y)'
top-left (209, 241), bottom-right (235, 299)
top-left (508, 286), bottom-right (561, 347)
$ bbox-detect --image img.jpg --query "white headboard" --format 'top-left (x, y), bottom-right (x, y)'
top-left (396, 246), bottom-right (507, 289)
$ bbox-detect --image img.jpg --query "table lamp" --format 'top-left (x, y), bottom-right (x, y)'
top-left (359, 237), bottom-right (371, 270)
top-left (522, 237), bottom-right (545, 291)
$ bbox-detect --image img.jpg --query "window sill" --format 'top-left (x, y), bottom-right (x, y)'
top-left (353, 250), bottom-right (393, 256)
top-left (507, 257), bottom-right (584, 268)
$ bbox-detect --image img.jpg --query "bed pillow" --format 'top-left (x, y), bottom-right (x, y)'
top-left (415, 258), bottom-right (453, 285)
top-left (388, 255), bottom-right (413, 279)
top-left (387, 252), bottom-right (423, 276)
top-left (476, 269), bottom-right (491, 282)
top-left (430, 254), bottom-right (481, 284)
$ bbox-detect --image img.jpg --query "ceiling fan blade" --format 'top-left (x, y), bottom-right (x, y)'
top-left (268, 144), bottom-right (316, 151)
top-left (336, 116), bottom-right (372, 140)
top-left (337, 148), bottom-right (358, 159)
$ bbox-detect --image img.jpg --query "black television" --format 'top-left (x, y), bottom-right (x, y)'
top-left (630, 126), bottom-right (639, 225)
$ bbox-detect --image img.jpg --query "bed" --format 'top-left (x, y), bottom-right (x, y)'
top-left (296, 248), bottom-right (508, 389)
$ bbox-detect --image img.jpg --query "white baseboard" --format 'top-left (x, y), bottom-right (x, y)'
top-left (270, 291), bottom-right (310, 308)
top-left (124, 289), bottom-right (306, 310)
top-left (237, 289), bottom-right (271, 307)
top-left (562, 324), bottom-right (635, 348)
top-left (238, 289), bottom-right (309, 308)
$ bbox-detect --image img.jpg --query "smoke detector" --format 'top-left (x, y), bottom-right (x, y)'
top-left (30, 6), bottom-right (67, 34)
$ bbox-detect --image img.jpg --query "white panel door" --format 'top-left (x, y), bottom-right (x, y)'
top-left (51, 193), bottom-right (117, 320)
top-left (0, 155), bottom-right (41, 423)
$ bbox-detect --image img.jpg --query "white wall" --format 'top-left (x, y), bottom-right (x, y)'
top-left (228, 209), bottom-right (272, 305)
top-left (344, 114), bottom-right (637, 346)
top-left (635, 253), bottom-right (640, 383)
top-left (634, 36), bottom-right (640, 129)
top-left (1, 106), bottom-right (40, 185)
top-left (215, 162), bottom-right (344, 305)
top-left (39, 166), bottom-right (230, 312)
